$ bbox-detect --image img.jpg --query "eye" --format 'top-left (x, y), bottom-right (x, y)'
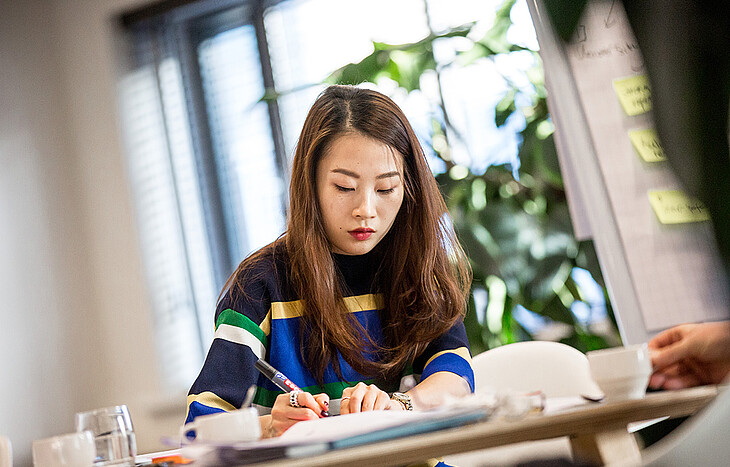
top-left (378, 188), bottom-right (396, 194)
top-left (335, 184), bottom-right (354, 192)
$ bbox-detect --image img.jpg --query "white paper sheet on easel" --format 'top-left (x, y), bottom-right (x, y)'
top-left (544, 0), bottom-right (729, 332)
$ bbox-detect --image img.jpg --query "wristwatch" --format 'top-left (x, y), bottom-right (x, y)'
top-left (390, 392), bottom-right (414, 411)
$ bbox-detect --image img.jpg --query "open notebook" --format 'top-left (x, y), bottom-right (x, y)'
top-left (186, 407), bottom-right (492, 465)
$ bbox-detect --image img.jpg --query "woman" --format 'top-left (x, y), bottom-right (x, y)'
top-left (186, 85), bottom-right (474, 438)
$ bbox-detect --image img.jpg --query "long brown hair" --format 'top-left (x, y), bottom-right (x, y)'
top-left (228, 85), bottom-right (471, 384)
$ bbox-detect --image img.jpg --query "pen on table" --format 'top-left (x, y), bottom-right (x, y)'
top-left (254, 358), bottom-right (329, 417)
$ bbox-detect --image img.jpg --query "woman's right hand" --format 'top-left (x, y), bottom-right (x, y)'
top-left (262, 391), bottom-right (330, 438)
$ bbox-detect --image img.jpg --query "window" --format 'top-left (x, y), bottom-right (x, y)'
top-left (118, 0), bottom-right (542, 391)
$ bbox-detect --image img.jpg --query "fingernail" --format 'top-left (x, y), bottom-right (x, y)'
top-left (324, 401), bottom-right (329, 407)
top-left (320, 410), bottom-right (330, 417)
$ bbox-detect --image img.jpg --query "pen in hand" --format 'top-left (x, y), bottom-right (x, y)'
top-left (254, 358), bottom-right (329, 417)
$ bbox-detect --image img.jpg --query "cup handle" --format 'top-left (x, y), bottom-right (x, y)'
top-left (179, 422), bottom-right (197, 442)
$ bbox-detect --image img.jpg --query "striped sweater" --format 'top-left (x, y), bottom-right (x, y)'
top-left (186, 241), bottom-right (474, 423)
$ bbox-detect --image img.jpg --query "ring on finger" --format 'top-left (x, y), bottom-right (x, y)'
top-left (290, 390), bottom-right (303, 408)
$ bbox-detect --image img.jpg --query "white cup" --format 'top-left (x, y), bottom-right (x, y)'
top-left (181, 408), bottom-right (261, 443)
top-left (33, 431), bottom-right (95, 467)
top-left (587, 343), bottom-right (652, 401)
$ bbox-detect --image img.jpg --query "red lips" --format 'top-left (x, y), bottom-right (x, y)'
top-left (349, 228), bottom-right (374, 241)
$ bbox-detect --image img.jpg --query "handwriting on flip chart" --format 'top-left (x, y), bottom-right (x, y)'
top-left (613, 75), bottom-right (652, 116)
top-left (573, 40), bottom-right (640, 60)
top-left (628, 128), bottom-right (666, 162)
top-left (648, 190), bottom-right (710, 224)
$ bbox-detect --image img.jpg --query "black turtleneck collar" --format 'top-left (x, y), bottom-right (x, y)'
top-left (332, 243), bottom-right (386, 296)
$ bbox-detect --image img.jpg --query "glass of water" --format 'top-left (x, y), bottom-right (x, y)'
top-left (75, 405), bottom-right (137, 466)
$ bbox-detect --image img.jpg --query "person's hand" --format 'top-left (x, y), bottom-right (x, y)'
top-left (339, 382), bottom-right (403, 414)
top-left (264, 391), bottom-right (329, 437)
top-left (648, 321), bottom-right (730, 390)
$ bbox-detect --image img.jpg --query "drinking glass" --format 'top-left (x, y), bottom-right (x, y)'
top-left (75, 405), bottom-right (136, 466)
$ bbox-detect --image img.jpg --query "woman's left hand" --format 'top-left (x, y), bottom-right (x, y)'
top-left (339, 382), bottom-right (402, 414)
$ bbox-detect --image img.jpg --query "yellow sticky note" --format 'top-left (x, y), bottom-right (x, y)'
top-left (648, 190), bottom-right (710, 224)
top-left (613, 75), bottom-right (652, 116)
top-left (629, 128), bottom-right (666, 162)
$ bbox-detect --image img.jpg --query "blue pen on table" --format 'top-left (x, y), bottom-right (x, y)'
top-left (254, 358), bottom-right (329, 417)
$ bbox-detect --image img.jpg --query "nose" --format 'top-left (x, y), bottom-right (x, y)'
top-left (353, 191), bottom-right (376, 219)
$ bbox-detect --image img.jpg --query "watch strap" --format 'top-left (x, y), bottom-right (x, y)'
top-left (390, 392), bottom-right (414, 411)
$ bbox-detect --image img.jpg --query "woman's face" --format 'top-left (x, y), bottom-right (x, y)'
top-left (316, 132), bottom-right (405, 256)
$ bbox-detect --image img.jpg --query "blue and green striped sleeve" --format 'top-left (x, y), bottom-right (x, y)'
top-left (185, 291), bottom-right (270, 424)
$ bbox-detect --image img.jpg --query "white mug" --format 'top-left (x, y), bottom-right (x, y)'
top-left (587, 343), bottom-right (652, 401)
top-left (32, 431), bottom-right (95, 467)
top-left (181, 408), bottom-right (261, 443)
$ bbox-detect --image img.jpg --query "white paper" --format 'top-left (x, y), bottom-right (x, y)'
top-left (280, 409), bottom-right (453, 443)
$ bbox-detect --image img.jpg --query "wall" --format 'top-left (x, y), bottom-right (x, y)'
top-left (0, 2), bottom-right (93, 463)
top-left (0, 0), bottom-right (183, 464)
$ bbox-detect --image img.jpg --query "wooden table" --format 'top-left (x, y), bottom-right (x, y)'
top-left (247, 385), bottom-right (719, 467)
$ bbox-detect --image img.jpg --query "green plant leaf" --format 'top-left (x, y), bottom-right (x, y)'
top-left (532, 293), bottom-right (575, 325)
top-left (326, 50), bottom-right (391, 85)
top-left (464, 293), bottom-right (488, 355)
top-left (495, 89), bottom-right (517, 127)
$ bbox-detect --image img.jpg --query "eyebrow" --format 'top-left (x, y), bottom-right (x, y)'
top-left (331, 168), bottom-right (401, 180)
